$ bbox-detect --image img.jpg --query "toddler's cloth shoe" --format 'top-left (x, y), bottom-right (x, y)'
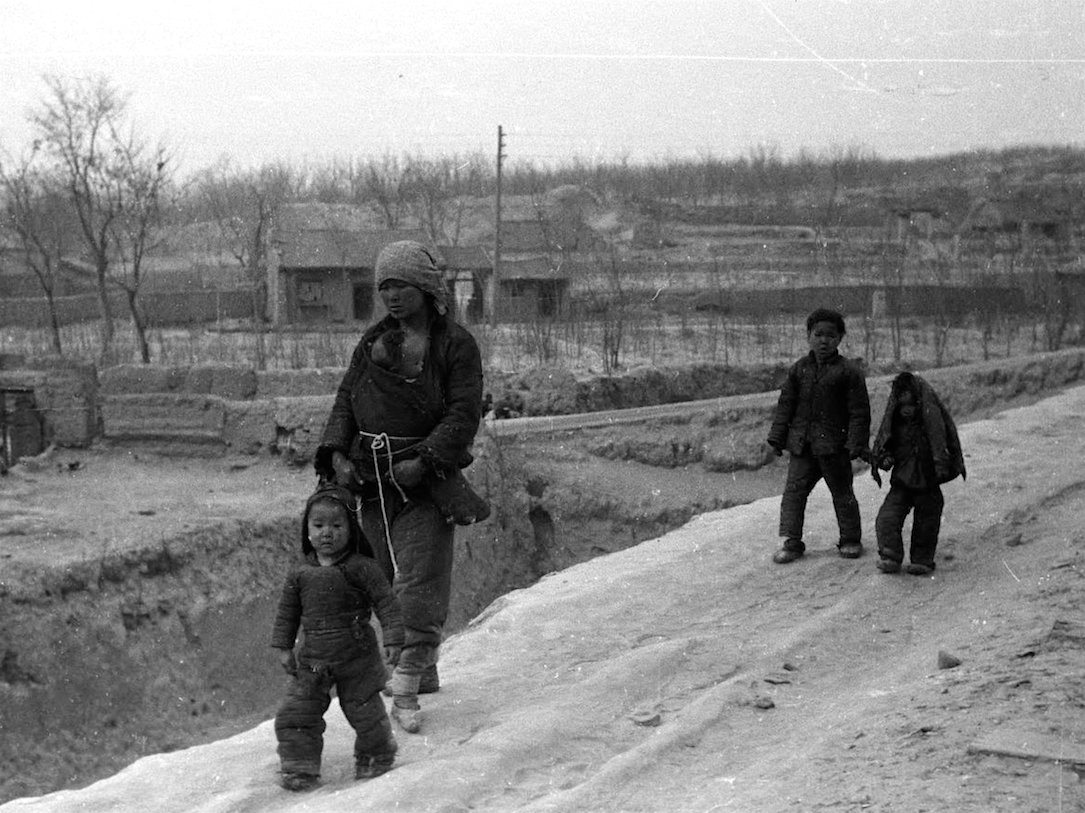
top-left (876, 558), bottom-right (901, 573)
top-left (837, 542), bottom-right (863, 559)
top-left (391, 703), bottom-right (423, 734)
top-left (905, 562), bottom-right (934, 575)
top-left (280, 772), bottom-right (319, 792)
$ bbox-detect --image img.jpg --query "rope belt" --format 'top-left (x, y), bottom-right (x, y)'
top-left (360, 430), bottom-right (424, 580)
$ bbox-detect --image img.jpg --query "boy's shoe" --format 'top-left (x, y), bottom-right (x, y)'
top-left (419, 663), bottom-right (440, 694)
top-left (875, 558), bottom-right (901, 574)
top-left (837, 542), bottom-right (863, 559)
top-left (905, 562), bottom-right (934, 576)
top-left (772, 548), bottom-right (803, 564)
top-left (355, 754), bottom-right (395, 780)
top-left (280, 772), bottom-right (319, 792)
top-left (391, 703), bottom-right (423, 734)
top-left (773, 539), bottom-right (804, 564)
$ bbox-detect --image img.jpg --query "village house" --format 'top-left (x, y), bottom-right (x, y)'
top-left (441, 218), bottom-right (592, 323)
top-left (442, 188), bottom-right (608, 323)
top-left (877, 184), bottom-right (1084, 319)
top-left (264, 191), bottom-right (610, 326)
top-left (265, 203), bottom-right (427, 326)
top-left (957, 186), bottom-right (1083, 290)
top-left (885, 184), bottom-right (1082, 279)
top-left (436, 244), bottom-right (488, 323)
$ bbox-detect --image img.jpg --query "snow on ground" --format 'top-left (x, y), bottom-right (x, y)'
top-left (5, 388), bottom-right (1085, 813)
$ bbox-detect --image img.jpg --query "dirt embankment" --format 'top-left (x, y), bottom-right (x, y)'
top-left (2, 349), bottom-right (1085, 803)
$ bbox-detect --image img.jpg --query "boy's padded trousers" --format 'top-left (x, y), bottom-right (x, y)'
top-left (275, 657), bottom-right (396, 777)
top-left (875, 483), bottom-right (944, 567)
top-left (778, 451), bottom-right (861, 549)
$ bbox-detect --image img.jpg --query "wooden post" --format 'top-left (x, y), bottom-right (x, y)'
top-left (489, 125), bottom-right (505, 327)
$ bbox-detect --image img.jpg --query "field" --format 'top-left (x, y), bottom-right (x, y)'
top-left (0, 311), bottom-right (1059, 383)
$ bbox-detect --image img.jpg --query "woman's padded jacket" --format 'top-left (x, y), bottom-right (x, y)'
top-left (315, 313), bottom-right (483, 478)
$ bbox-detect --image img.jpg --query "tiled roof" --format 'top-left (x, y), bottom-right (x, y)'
top-left (271, 204), bottom-right (427, 269)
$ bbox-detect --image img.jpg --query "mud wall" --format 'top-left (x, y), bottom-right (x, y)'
top-left (0, 519), bottom-right (296, 801)
top-left (0, 358), bottom-right (98, 452)
top-left (8, 360), bottom-right (787, 460)
top-left (60, 349), bottom-right (1085, 463)
top-left (495, 349), bottom-right (1085, 474)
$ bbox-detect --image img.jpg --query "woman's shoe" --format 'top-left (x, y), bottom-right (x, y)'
top-left (280, 772), bottom-right (319, 792)
top-left (391, 703), bottom-right (423, 734)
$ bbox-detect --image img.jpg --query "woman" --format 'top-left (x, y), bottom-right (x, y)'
top-left (315, 240), bottom-right (484, 735)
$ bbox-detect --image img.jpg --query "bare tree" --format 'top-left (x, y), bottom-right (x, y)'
top-left (403, 157), bottom-right (456, 246)
top-left (108, 137), bottom-right (174, 363)
top-left (820, 144), bottom-right (869, 232)
top-left (400, 154), bottom-right (488, 246)
top-left (28, 75), bottom-right (125, 352)
top-left (194, 159), bottom-right (295, 323)
top-left (358, 154), bottom-right (409, 229)
top-left (0, 157), bottom-right (74, 354)
top-left (26, 74), bottom-right (171, 359)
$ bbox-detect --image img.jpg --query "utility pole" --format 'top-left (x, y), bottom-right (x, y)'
top-left (488, 125), bottom-right (505, 327)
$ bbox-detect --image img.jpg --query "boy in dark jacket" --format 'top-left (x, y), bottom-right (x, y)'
top-left (271, 484), bottom-right (405, 792)
top-left (871, 372), bottom-right (965, 575)
top-left (767, 308), bottom-right (871, 564)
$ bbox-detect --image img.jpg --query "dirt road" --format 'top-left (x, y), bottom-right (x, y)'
top-left (5, 386), bottom-right (1084, 812)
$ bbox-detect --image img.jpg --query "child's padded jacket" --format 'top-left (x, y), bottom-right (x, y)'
top-left (872, 372), bottom-right (965, 486)
top-left (271, 551), bottom-right (404, 668)
top-left (768, 352), bottom-right (871, 457)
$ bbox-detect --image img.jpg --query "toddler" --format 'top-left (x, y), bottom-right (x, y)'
top-left (871, 372), bottom-right (965, 575)
top-left (271, 484), bottom-right (404, 791)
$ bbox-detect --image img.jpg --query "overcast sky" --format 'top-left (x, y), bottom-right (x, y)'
top-left (1, 0), bottom-right (1082, 175)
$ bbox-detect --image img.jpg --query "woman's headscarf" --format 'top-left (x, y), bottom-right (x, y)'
top-left (375, 240), bottom-right (449, 315)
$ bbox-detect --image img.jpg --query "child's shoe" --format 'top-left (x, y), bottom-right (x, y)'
top-left (355, 753), bottom-right (395, 780)
top-left (280, 772), bottom-right (319, 792)
top-left (773, 539), bottom-right (804, 564)
top-left (905, 562), bottom-right (934, 576)
top-left (391, 703), bottom-right (423, 733)
top-left (875, 558), bottom-right (901, 574)
top-left (837, 542), bottom-right (863, 559)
